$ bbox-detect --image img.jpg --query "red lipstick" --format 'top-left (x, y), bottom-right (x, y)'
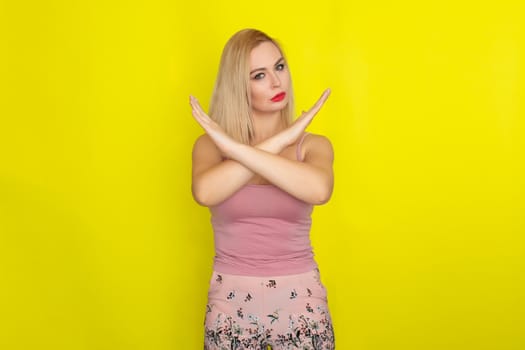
top-left (271, 92), bottom-right (286, 102)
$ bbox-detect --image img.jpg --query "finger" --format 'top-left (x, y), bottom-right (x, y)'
top-left (296, 110), bottom-right (307, 121)
top-left (189, 96), bottom-right (205, 115)
top-left (189, 96), bottom-right (213, 125)
top-left (189, 95), bottom-right (202, 112)
top-left (193, 111), bottom-right (212, 129)
top-left (293, 89), bottom-right (331, 128)
top-left (194, 102), bottom-right (212, 123)
top-left (296, 88), bottom-right (330, 121)
top-left (309, 88), bottom-right (331, 113)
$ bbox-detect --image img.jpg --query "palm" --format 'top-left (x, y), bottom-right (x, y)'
top-left (286, 89), bottom-right (331, 144)
top-left (189, 96), bottom-right (237, 155)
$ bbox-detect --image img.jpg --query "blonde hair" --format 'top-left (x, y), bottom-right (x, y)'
top-left (209, 29), bottom-right (295, 144)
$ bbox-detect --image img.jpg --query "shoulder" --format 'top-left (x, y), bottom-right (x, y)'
top-left (302, 133), bottom-right (334, 162)
top-left (304, 133), bottom-right (333, 152)
top-left (193, 133), bottom-right (212, 147)
top-left (193, 133), bottom-right (216, 151)
top-left (192, 133), bottom-right (222, 159)
top-left (304, 133), bottom-right (332, 145)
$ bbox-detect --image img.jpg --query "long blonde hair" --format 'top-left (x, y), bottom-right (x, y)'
top-left (209, 29), bottom-right (295, 144)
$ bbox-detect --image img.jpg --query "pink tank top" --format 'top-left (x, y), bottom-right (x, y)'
top-left (209, 133), bottom-right (317, 276)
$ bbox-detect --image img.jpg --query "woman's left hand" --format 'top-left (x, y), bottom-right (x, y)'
top-left (189, 95), bottom-right (239, 157)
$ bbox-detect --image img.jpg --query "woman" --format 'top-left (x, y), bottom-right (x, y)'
top-left (190, 28), bottom-right (335, 349)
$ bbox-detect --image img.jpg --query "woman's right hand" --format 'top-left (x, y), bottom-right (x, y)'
top-left (279, 88), bottom-right (331, 147)
top-left (189, 95), bottom-right (240, 158)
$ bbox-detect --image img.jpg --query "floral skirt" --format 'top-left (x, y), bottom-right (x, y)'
top-left (204, 268), bottom-right (335, 349)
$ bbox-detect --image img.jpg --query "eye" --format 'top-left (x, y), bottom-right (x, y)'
top-left (275, 63), bottom-right (285, 71)
top-left (252, 72), bottom-right (265, 80)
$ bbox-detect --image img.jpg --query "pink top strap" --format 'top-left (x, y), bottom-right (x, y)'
top-left (296, 132), bottom-right (310, 161)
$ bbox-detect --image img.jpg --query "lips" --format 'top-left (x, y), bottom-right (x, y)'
top-left (271, 92), bottom-right (286, 102)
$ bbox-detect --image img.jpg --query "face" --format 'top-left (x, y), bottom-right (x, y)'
top-left (248, 41), bottom-right (290, 116)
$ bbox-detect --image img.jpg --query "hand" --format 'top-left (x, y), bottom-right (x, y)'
top-left (189, 95), bottom-right (239, 157)
top-left (280, 88), bottom-right (331, 146)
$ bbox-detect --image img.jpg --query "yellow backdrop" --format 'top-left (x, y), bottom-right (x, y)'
top-left (1, 0), bottom-right (524, 349)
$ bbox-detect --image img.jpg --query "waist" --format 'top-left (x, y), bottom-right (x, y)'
top-left (213, 252), bottom-right (317, 276)
top-left (212, 221), bottom-right (313, 255)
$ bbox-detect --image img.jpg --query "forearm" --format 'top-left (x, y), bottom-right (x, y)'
top-left (192, 135), bottom-right (288, 206)
top-left (229, 144), bottom-right (333, 205)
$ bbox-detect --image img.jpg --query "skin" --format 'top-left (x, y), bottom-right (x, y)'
top-left (190, 41), bottom-right (334, 206)
top-left (249, 41), bottom-right (291, 140)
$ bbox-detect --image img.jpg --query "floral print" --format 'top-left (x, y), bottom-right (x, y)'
top-left (204, 269), bottom-right (335, 349)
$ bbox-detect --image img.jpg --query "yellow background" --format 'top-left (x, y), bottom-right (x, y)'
top-left (1, 0), bottom-right (524, 349)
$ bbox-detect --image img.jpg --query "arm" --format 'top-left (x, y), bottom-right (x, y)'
top-left (192, 132), bottom-right (291, 207)
top-left (190, 89), bottom-right (332, 206)
top-left (228, 134), bottom-right (334, 205)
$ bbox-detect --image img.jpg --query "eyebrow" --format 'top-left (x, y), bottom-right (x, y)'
top-left (250, 57), bottom-right (285, 75)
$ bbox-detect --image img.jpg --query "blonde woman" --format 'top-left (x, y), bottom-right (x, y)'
top-left (190, 28), bottom-right (335, 349)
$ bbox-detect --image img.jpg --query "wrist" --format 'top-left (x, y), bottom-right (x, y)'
top-left (272, 128), bottom-right (294, 150)
top-left (254, 133), bottom-right (285, 154)
top-left (226, 141), bottom-right (247, 162)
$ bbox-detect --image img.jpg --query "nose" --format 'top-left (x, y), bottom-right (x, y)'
top-left (269, 71), bottom-right (281, 87)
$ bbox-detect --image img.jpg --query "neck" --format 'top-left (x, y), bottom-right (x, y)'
top-left (251, 111), bottom-right (283, 144)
